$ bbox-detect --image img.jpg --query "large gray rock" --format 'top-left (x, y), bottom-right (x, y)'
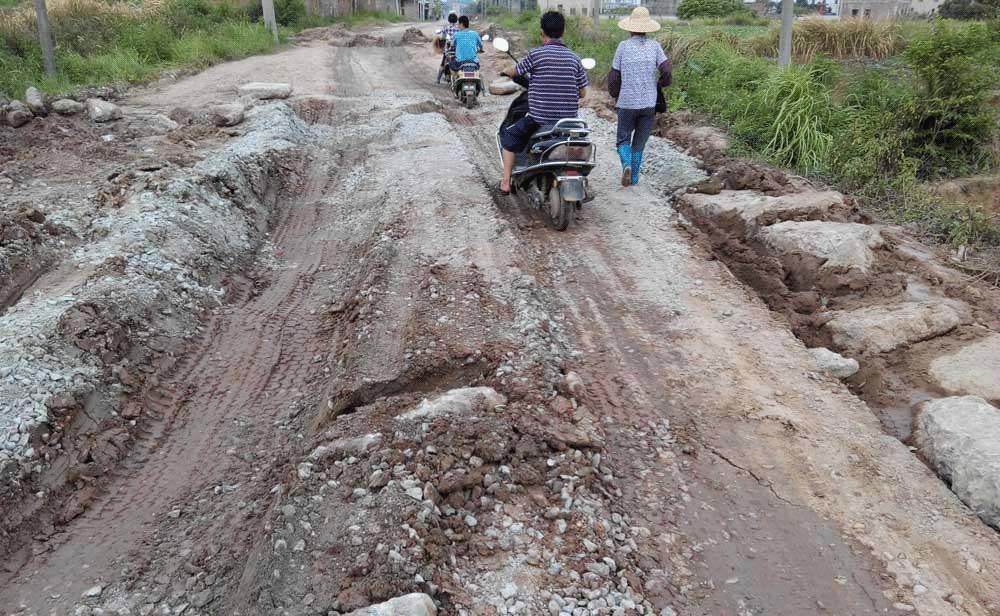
top-left (807, 347), bottom-right (859, 379)
top-left (489, 78), bottom-right (520, 96)
top-left (86, 98), bottom-right (122, 123)
top-left (124, 112), bottom-right (179, 135)
top-left (929, 334), bottom-right (1000, 401)
top-left (760, 221), bottom-right (884, 276)
top-left (346, 593), bottom-right (437, 616)
top-left (915, 396), bottom-right (1000, 529)
top-left (207, 103), bottom-right (245, 127)
top-left (25, 87), bottom-right (46, 115)
top-left (396, 387), bottom-right (506, 422)
top-left (678, 190), bottom-right (850, 237)
top-left (824, 301), bottom-right (965, 354)
top-left (309, 433), bottom-right (383, 463)
top-left (5, 100), bottom-right (33, 127)
top-left (52, 98), bottom-right (85, 115)
top-left (237, 82), bottom-right (293, 100)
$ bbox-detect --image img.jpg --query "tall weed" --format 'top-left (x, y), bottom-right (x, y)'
top-left (749, 17), bottom-right (901, 61)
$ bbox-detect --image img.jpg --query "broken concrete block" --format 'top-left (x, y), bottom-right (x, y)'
top-left (807, 347), bottom-right (859, 379)
top-left (915, 396), bottom-right (1000, 529)
top-left (124, 112), bottom-right (179, 135)
top-left (52, 98), bottom-right (85, 115)
top-left (237, 82), bottom-right (293, 100)
top-left (86, 98), bottom-right (122, 123)
top-left (345, 593), bottom-right (436, 616)
top-left (678, 190), bottom-right (850, 238)
top-left (824, 302), bottom-right (965, 354)
top-left (760, 221), bottom-right (883, 283)
top-left (397, 387), bottom-right (506, 422)
top-left (929, 334), bottom-right (1000, 401)
top-left (207, 103), bottom-right (245, 127)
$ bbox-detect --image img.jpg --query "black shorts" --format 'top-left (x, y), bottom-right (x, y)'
top-left (499, 116), bottom-right (539, 154)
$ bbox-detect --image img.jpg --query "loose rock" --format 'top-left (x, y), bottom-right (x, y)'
top-left (237, 82), bottom-right (293, 100)
top-left (5, 100), bottom-right (33, 127)
top-left (52, 98), bottom-right (86, 115)
top-left (807, 347), bottom-right (859, 379)
top-left (207, 103), bottom-right (245, 127)
top-left (345, 592), bottom-right (437, 615)
top-left (25, 87), bottom-right (47, 115)
top-left (86, 98), bottom-right (123, 123)
top-left (824, 302), bottom-right (965, 354)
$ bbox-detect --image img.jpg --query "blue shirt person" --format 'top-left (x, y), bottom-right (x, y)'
top-left (451, 16), bottom-right (483, 66)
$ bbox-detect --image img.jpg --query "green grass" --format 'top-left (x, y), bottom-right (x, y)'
top-left (0, 0), bottom-right (300, 97)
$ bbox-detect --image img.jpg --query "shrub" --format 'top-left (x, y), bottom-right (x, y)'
top-left (677, 0), bottom-right (745, 20)
top-left (902, 20), bottom-right (998, 176)
top-left (938, 0), bottom-right (999, 19)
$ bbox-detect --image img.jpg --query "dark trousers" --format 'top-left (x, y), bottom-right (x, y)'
top-left (616, 107), bottom-right (656, 153)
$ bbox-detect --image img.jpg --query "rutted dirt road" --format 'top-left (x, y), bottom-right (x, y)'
top-left (2, 22), bottom-right (1000, 616)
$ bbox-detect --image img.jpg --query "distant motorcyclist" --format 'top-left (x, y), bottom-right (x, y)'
top-left (449, 16), bottom-right (483, 72)
top-left (436, 13), bottom-right (459, 84)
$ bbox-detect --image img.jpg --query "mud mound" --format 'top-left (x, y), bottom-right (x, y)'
top-left (290, 24), bottom-right (348, 42)
top-left (329, 32), bottom-right (385, 48)
top-left (402, 27), bottom-right (429, 44)
top-left (0, 207), bottom-right (65, 311)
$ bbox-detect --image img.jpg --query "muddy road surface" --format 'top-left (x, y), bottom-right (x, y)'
top-left (3, 23), bottom-right (1000, 616)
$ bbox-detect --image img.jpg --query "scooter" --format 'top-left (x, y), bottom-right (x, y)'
top-left (449, 34), bottom-right (489, 109)
top-left (492, 37), bottom-right (597, 231)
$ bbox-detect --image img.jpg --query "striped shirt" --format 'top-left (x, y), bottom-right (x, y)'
top-left (441, 24), bottom-right (458, 40)
top-left (515, 40), bottom-right (589, 125)
top-left (612, 36), bottom-right (667, 110)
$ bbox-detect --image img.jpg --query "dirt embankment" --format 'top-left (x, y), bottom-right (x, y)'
top-left (662, 112), bottom-right (1000, 453)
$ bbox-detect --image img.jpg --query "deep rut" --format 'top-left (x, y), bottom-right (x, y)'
top-left (0, 147), bottom-right (351, 614)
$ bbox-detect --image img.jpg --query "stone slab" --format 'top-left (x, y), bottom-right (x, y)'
top-left (678, 190), bottom-right (849, 237)
top-left (929, 334), bottom-right (1000, 401)
top-left (915, 396), bottom-right (1000, 529)
top-left (824, 302), bottom-right (965, 354)
top-left (760, 221), bottom-right (883, 275)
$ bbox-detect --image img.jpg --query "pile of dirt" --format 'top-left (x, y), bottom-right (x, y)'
top-left (401, 27), bottom-right (429, 44)
top-left (329, 32), bottom-right (385, 48)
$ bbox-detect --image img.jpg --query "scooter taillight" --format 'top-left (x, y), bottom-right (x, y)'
top-left (562, 170), bottom-right (580, 176)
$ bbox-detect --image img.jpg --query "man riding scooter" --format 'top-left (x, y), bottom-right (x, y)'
top-left (435, 13), bottom-right (459, 84)
top-left (498, 11), bottom-right (589, 194)
top-left (449, 16), bottom-right (483, 72)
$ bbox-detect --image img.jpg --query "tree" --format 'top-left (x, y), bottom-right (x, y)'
top-left (676, 0), bottom-right (745, 19)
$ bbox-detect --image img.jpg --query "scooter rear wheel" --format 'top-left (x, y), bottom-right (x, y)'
top-left (547, 185), bottom-right (571, 231)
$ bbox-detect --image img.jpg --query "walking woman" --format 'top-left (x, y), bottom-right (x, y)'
top-left (608, 7), bottom-right (671, 187)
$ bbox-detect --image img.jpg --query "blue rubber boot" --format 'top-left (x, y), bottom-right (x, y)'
top-left (631, 149), bottom-right (643, 186)
top-left (617, 144), bottom-right (632, 186)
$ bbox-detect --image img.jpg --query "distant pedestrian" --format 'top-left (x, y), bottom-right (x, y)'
top-left (607, 7), bottom-right (671, 187)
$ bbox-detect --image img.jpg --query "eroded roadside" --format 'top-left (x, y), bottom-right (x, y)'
top-left (1, 22), bottom-right (1000, 616)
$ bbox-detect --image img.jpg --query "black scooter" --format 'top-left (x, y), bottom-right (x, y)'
top-left (492, 37), bottom-right (597, 231)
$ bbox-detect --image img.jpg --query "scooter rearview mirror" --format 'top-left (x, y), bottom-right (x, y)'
top-left (493, 37), bottom-right (510, 53)
top-left (581, 58), bottom-right (597, 70)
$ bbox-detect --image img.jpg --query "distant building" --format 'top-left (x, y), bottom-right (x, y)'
top-left (537, 0), bottom-right (599, 17)
top-left (905, 0), bottom-right (944, 14)
top-left (483, 0), bottom-right (538, 13)
top-left (839, 0), bottom-right (908, 16)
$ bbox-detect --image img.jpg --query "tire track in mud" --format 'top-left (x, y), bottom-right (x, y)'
top-left (0, 141), bottom-right (361, 614)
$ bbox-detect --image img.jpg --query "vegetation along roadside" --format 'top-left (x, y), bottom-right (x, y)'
top-left (0, 0), bottom-right (398, 98)
top-left (499, 11), bottom-right (1000, 256)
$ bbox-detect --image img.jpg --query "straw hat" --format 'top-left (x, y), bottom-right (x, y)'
top-left (617, 7), bottom-right (661, 34)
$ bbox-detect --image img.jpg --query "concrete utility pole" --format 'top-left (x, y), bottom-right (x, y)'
top-left (778, 0), bottom-right (794, 67)
top-left (262, 0), bottom-right (280, 46)
top-left (33, 0), bottom-right (57, 77)
top-left (592, 0), bottom-right (600, 26)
